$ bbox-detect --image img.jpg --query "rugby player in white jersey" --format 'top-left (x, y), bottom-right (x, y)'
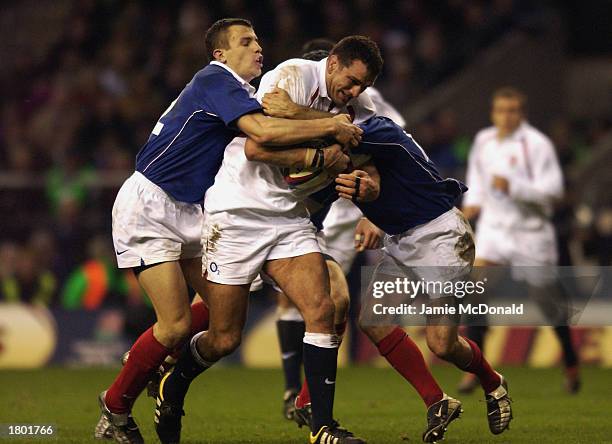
top-left (94, 18), bottom-right (363, 444)
top-left (154, 36), bottom-right (383, 444)
top-left (261, 40), bottom-right (409, 422)
top-left (459, 87), bottom-right (580, 394)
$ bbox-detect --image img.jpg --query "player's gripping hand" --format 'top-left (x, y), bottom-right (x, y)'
top-left (335, 169), bottom-right (380, 202)
top-left (332, 114), bottom-right (363, 148)
top-left (262, 87), bottom-right (299, 118)
top-left (354, 217), bottom-right (384, 251)
top-left (323, 144), bottom-right (350, 174)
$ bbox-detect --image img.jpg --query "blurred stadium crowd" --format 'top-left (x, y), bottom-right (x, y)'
top-left (0, 0), bottom-right (610, 313)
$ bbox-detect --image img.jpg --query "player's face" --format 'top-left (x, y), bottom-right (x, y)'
top-left (326, 55), bottom-right (373, 106)
top-left (220, 25), bottom-right (263, 82)
top-left (491, 97), bottom-right (523, 137)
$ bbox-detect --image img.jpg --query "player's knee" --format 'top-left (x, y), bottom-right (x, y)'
top-left (427, 337), bottom-right (456, 361)
top-left (212, 330), bottom-right (242, 357)
top-left (330, 287), bottom-right (349, 322)
top-left (156, 316), bottom-right (192, 348)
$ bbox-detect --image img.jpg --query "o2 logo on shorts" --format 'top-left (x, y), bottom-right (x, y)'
top-left (209, 261), bottom-right (220, 275)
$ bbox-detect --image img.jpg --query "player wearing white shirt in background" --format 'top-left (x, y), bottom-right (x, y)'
top-left (459, 87), bottom-right (580, 394)
top-left (157, 36), bottom-right (384, 444)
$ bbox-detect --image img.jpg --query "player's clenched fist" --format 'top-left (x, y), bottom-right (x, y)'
top-left (335, 169), bottom-right (380, 202)
top-left (261, 87), bottom-right (298, 119)
top-left (354, 217), bottom-right (384, 251)
top-left (332, 114), bottom-right (363, 148)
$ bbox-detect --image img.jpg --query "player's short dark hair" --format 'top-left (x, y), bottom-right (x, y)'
top-left (492, 87), bottom-right (527, 110)
top-left (330, 35), bottom-right (383, 82)
top-left (204, 18), bottom-right (253, 61)
top-left (302, 38), bottom-right (335, 54)
top-left (302, 49), bottom-right (329, 61)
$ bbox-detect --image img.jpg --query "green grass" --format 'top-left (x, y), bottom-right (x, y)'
top-left (0, 366), bottom-right (611, 443)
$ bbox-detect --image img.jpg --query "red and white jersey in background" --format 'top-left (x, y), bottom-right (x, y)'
top-left (464, 121), bottom-right (563, 231)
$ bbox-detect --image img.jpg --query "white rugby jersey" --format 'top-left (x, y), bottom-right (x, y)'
top-left (204, 57), bottom-right (377, 215)
top-left (464, 122), bottom-right (563, 231)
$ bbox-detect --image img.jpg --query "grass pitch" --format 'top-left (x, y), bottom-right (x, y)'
top-left (0, 366), bottom-right (610, 443)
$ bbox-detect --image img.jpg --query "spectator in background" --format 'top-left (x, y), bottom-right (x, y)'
top-left (61, 235), bottom-right (147, 310)
top-left (1, 245), bottom-right (57, 305)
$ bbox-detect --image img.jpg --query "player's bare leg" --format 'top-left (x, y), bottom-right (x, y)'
top-left (266, 253), bottom-right (365, 444)
top-left (154, 279), bottom-right (250, 444)
top-left (119, 259), bottom-right (211, 401)
top-left (97, 261), bottom-right (194, 444)
top-left (327, 260), bottom-right (350, 327)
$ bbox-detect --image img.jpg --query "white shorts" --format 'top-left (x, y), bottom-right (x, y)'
top-left (320, 199), bottom-right (363, 273)
top-left (374, 208), bottom-right (475, 298)
top-left (475, 222), bottom-right (558, 285)
top-left (202, 209), bottom-right (321, 285)
top-left (112, 172), bottom-right (203, 268)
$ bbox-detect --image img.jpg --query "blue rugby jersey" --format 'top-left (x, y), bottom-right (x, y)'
top-left (135, 62), bottom-right (262, 203)
top-left (310, 116), bottom-right (467, 234)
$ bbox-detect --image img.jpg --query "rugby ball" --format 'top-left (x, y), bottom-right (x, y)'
top-left (282, 140), bottom-right (371, 193)
top-left (282, 138), bottom-right (331, 192)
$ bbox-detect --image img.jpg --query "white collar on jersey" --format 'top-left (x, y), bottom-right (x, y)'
top-left (209, 61), bottom-right (256, 96)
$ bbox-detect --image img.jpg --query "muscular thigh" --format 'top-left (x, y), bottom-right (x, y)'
top-left (203, 279), bottom-right (250, 335)
top-left (264, 252), bottom-right (330, 313)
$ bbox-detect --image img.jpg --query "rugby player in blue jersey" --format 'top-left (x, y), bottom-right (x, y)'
top-left (95, 18), bottom-right (362, 444)
top-left (248, 116), bottom-right (513, 442)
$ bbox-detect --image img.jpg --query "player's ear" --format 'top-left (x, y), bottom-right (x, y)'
top-left (327, 54), bottom-right (339, 75)
top-left (213, 48), bottom-right (226, 63)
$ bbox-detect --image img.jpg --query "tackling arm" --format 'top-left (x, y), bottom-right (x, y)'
top-left (262, 87), bottom-right (334, 120)
top-left (237, 112), bottom-right (361, 147)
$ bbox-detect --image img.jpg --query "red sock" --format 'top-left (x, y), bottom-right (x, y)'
top-left (377, 327), bottom-right (444, 407)
top-left (190, 301), bottom-right (210, 335)
top-left (296, 379), bottom-right (310, 408)
top-left (106, 327), bottom-right (170, 413)
top-left (461, 337), bottom-right (501, 393)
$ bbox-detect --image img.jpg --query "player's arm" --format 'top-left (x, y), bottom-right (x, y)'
top-left (262, 87), bottom-right (334, 120)
top-left (335, 162), bottom-right (381, 202)
top-left (501, 140), bottom-right (564, 205)
top-left (201, 71), bottom-right (361, 147)
top-left (237, 112), bottom-right (361, 147)
top-left (244, 138), bottom-right (349, 173)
